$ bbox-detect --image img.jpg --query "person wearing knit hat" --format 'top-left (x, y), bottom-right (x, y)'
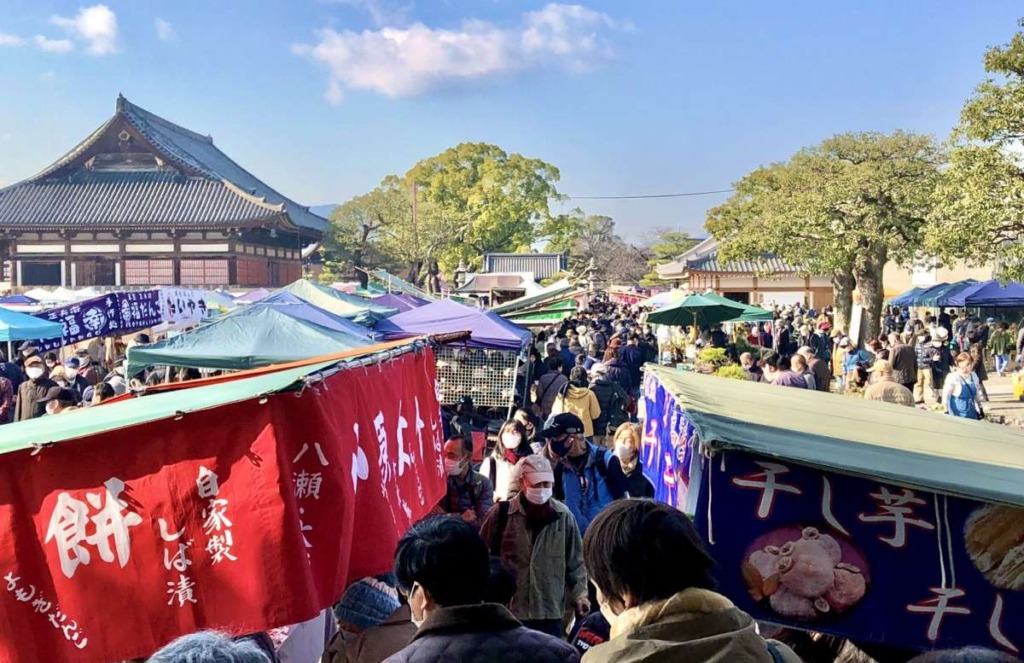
top-left (480, 455), bottom-right (589, 639)
top-left (321, 574), bottom-right (406, 663)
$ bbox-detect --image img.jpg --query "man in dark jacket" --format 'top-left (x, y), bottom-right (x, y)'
top-left (435, 436), bottom-right (494, 530)
top-left (15, 355), bottom-right (58, 422)
top-left (62, 357), bottom-right (91, 404)
top-left (385, 516), bottom-right (579, 663)
top-left (797, 346), bottom-right (831, 393)
top-left (601, 350), bottom-right (632, 396)
top-left (0, 350), bottom-right (23, 393)
top-left (887, 333), bottom-right (918, 393)
top-left (619, 335), bottom-right (643, 392)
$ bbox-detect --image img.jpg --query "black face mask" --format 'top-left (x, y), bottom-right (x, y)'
top-left (549, 437), bottom-right (572, 457)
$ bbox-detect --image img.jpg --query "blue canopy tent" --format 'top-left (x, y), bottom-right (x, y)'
top-left (371, 293), bottom-right (428, 314)
top-left (0, 307), bottom-right (64, 360)
top-left (0, 294), bottom-right (39, 307)
top-left (918, 280), bottom-right (979, 307)
top-left (887, 287), bottom-right (927, 307)
top-left (945, 280), bottom-right (1024, 308)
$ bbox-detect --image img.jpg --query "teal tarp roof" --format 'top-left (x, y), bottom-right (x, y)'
top-left (0, 307), bottom-right (64, 343)
top-left (648, 365), bottom-right (1024, 507)
top-left (126, 305), bottom-right (373, 375)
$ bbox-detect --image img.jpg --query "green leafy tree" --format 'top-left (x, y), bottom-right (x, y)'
top-left (927, 20), bottom-right (1024, 278)
top-left (640, 228), bottom-right (700, 287)
top-left (406, 142), bottom-right (563, 276)
top-left (322, 175), bottom-right (410, 282)
top-left (707, 131), bottom-right (942, 338)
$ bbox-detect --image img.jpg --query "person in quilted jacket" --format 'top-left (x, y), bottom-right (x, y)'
top-left (384, 515), bottom-right (579, 663)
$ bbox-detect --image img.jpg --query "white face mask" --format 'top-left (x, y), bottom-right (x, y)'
top-left (443, 458), bottom-right (465, 476)
top-left (65, 369), bottom-right (78, 380)
top-left (500, 433), bottom-right (522, 449)
top-left (26, 367), bottom-right (44, 380)
top-left (615, 444), bottom-right (636, 462)
top-left (524, 487), bottom-right (552, 505)
top-left (409, 583), bottom-right (426, 628)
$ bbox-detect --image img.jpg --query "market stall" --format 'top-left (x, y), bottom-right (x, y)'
top-left (0, 341), bottom-right (446, 663)
top-left (641, 365), bottom-right (1024, 655)
top-left (375, 299), bottom-right (531, 410)
top-left (282, 279), bottom-right (397, 324)
top-left (126, 303), bottom-right (375, 375)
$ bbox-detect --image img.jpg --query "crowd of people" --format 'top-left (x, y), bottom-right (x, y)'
top-left (716, 303), bottom-right (1016, 421)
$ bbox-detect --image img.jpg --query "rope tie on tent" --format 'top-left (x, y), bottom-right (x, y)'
top-left (705, 451), bottom-right (715, 546)
top-left (934, 493), bottom-right (947, 589)
top-left (943, 494), bottom-right (956, 588)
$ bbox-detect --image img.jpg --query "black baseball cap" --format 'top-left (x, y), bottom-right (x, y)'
top-left (540, 413), bottom-right (585, 439)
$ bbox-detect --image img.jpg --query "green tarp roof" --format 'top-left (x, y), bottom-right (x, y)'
top-left (0, 359), bottom-right (338, 455)
top-left (126, 305), bottom-right (373, 376)
top-left (282, 279), bottom-right (397, 322)
top-left (647, 365), bottom-right (1024, 507)
top-left (491, 280), bottom-right (577, 315)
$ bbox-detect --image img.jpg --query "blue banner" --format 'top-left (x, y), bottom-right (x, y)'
top-left (641, 371), bottom-right (697, 512)
top-left (35, 291), bottom-right (162, 351)
top-left (694, 451), bottom-right (1023, 654)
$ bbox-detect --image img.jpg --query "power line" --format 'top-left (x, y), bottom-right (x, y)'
top-left (565, 189), bottom-right (733, 200)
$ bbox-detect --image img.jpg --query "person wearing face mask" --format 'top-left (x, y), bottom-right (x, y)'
top-left (434, 436), bottom-right (494, 530)
top-left (43, 352), bottom-right (60, 374)
top-left (44, 388), bottom-right (79, 416)
top-left (74, 347), bottom-right (101, 386)
top-left (551, 368), bottom-right (601, 443)
top-left (15, 341), bottom-right (40, 371)
top-left (480, 420), bottom-right (533, 502)
top-left (61, 357), bottom-right (90, 404)
top-left (14, 355), bottom-right (58, 422)
top-left (104, 358), bottom-right (129, 396)
top-left (581, 500), bottom-right (801, 663)
top-left (386, 515), bottom-right (579, 663)
top-left (610, 424), bottom-right (653, 499)
top-left (541, 413), bottom-right (628, 536)
top-left (480, 455), bottom-right (589, 640)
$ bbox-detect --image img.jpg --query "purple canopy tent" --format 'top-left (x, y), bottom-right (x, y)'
top-left (374, 299), bottom-right (531, 410)
top-left (371, 293), bottom-right (428, 314)
top-left (374, 299), bottom-right (530, 350)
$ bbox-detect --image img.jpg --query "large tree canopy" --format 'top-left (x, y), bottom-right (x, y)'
top-left (927, 20), bottom-right (1024, 278)
top-left (707, 131), bottom-right (942, 338)
top-left (323, 143), bottom-right (564, 287)
top-left (640, 229), bottom-right (700, 287)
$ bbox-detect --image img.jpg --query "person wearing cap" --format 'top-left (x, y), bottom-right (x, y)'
top-left (15, 341), bottom-right (40, 370)
top-left (863, 360), bottom-right (914, 407)
top-left (480, 454), bottom-right (589, 639)
top-left (322, 574), bottom-right (406, 663)
top-left (929, 328), bottom-right (953, 404)
top-left (44, 388), bottom-right (79, 415)
top-left (434, 436), bottom-right (493, 530)
top-left (14, 355), bottom-right (58, 422)
top-left (61, 357), bottom-right (90, 404)
top-left (540, 413), bottom-right (628, 535)
top-left (811, 322), bottom-right (832, 363)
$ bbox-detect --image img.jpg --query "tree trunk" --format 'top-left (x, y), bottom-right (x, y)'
top-left (853, 248), bottom-right (888, 342)
top-left (831, 271), bottom-right (855, 334)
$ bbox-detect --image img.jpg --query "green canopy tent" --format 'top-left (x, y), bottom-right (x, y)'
top-left (646, 292), bottom-right (748, 328)
top-left (502, 298), bottom-right (578, 327)
top-left (126, 305), bottom-right (374, 376)
top-left (647, 365), bottom-right (1024, 507)
top-left (695, 291), bottom-right (774, 323)
top-left (281, 279), bottom-right (397, 324)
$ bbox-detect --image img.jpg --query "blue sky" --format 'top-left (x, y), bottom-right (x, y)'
top-left (0, 1), bottom-right (1021, 241)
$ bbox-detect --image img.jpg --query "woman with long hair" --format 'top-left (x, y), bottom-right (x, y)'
top-left (479, 419), bottom-right (533, 501)
top-left (611, 423), bottom-right (654, 498)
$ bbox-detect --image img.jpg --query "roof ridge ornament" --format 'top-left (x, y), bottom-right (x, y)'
top-left (116, 93), bottom-right (126, 112)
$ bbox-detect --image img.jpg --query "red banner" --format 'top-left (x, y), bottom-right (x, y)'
top-left (0, 348), bottom-right (446, 663)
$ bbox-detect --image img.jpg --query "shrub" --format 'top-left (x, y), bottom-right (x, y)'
top-left (697, 347), bottom-right (730, 367)
top-left (715, 364), bottom-right (748, 381)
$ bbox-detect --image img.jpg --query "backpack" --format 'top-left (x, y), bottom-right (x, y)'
top-left (553, 448), bottom-right (611, 501)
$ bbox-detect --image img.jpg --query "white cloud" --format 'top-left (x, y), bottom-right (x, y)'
top-left (155, 17), bottom-right (175, 42)
top-left (293, 3), bottom-right (625, 103)
top-left (34, 35), bottom-right (74, 54)
top-left (50, 4), bottom-right (119, 55)
top-left (0, 32), bottom-right (25, 47)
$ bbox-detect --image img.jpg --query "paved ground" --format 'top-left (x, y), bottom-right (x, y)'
top-left (976, 373), bottom-right (1024, 426)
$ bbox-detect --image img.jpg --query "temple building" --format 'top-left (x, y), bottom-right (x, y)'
top-left (0, 95), bottom-right (326, 288)
top-left (656, 237), bottom-right (835, 308)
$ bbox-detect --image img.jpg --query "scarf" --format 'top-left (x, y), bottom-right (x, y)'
top-left (610, 588), bottom-right (735, 639)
